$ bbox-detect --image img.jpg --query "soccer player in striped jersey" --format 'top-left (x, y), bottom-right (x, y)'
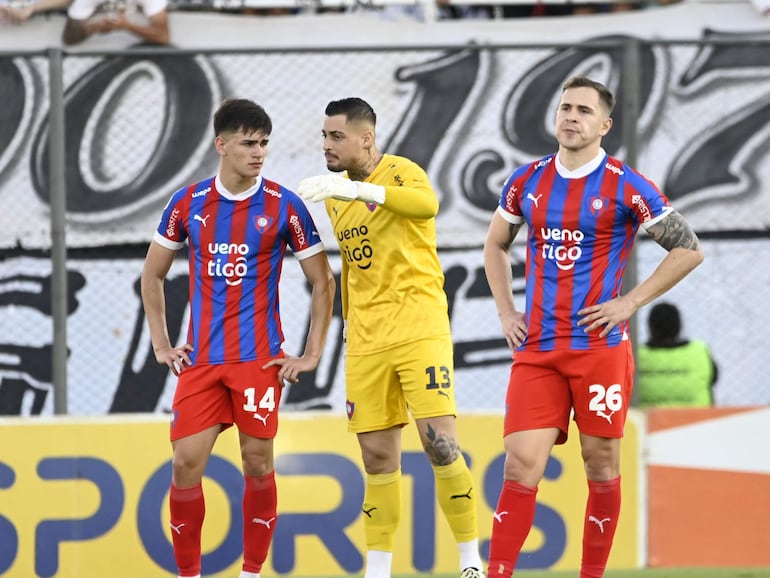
top-left (141, 98), bottom-right (335, 578)
top-left (483, 76), bottom-right (704, 578)
top-left (297, 97), bottom-right (485, 578)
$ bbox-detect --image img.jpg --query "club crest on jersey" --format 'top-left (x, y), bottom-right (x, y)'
top-left (346, 401), bottom-right (355, 420)
top-left (365, 202), bottom-right (377, 212)
top-left (589, 196), bottom-right (606, 215)
top-left (253, 215), bottom-right (273, 232)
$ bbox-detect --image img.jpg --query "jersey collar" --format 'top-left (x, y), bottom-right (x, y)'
top-left (214, 174), bottom-right (263, 201)
top-left (555, 148), bottom-right (607, 179)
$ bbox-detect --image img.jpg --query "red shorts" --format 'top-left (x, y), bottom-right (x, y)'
top-left (170, 359), bottom-right (283, 442)
top-left (504, 342), bottom-right (634, 444)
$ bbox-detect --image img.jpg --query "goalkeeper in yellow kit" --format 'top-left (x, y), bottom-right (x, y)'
top-left (298, 97), bottom-right (485, 578)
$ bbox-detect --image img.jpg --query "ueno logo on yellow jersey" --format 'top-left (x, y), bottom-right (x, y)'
top-left (338, 225), bottom-right (373, 270)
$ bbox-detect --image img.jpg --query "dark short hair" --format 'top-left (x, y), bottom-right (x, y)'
top-left (325, 97), bottom-right (377, 126)
top-left (213, 98), bottom-right (272, 137)
top-left (563, 76), bottom-right (615, 114)
top-left (647, 302), bottom-right (681, 342)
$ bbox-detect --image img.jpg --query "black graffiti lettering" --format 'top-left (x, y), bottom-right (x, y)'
top-left (459, 149), bottom-right (509, 213)
top-left (448, 262), bottom-right (526, 370)
top-left (0, 272), bottom-right (85, 316)
top-left (667, 32), bottom-right (770, 201)
top-left (110, 274), bottom-right (189, 412)
top-left (679, 29), bottom-right (770, 88)
top-left (388, 47), bottom-right (480, 195)
top-left (503, 35), bottom-right (658, 156)
top-left (665, 101), bottom-right (770, 201)
top-left (31, 53), bottom-right (218, 219)
top-left (0, 268), bottom-right (83, 415)
top-left (0, 377), bottom-right (49, 415)
top-left (454, 338), bottom-right (511, 369)
top-left (0, 343), bottom-right (54, 384)
top-left (0, 57), bottom-right (33, 180)
top-left (0, 344), bottom-right (55, 415)
top-left (461, 37), bottom-right (659, 214)
top-left (283, 271), bottom-right (345, 409)
top-left (442, 264), bottom-right (469, 319)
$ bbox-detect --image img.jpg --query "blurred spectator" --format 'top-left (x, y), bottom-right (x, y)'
top-left (637, 302), bottom-right (718, 407)
top-left (62, 0), bottom-right (169, 45)
top-left (609, 0), bottom-right (640, 10)
top-left (0, 0), bottom-right (68, 24)
top-left (500, 1), bottom-right (572, 17)
top-left (436, 0), bottom-right (494, 19)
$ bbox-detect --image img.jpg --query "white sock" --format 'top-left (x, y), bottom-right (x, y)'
top-left (458, 538), bottom-right (484, 571)
top-left (364, 550), bottom-right (393, 578)
top-left (239, 573), bottom-right (260, 578)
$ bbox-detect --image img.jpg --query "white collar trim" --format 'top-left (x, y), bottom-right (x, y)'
top-left (214, 174), bottom-right (263, 200)
top-left (555, 148), bottom-right (607, 179)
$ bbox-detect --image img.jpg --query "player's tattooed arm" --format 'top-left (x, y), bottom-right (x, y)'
top-left (647, 210), bottom-right (701, 252)
top-left (504, 222), bottom-right (524, 248)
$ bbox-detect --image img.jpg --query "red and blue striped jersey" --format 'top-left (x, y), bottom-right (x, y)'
top-left (497, 150), bottom-right (672, 352)
top-left (154, 175), bottom-right (324, 364)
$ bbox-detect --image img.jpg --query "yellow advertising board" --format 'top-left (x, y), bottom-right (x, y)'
top-left (0, 412), bottom-right (640, 577)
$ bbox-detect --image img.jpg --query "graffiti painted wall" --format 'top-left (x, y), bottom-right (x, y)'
top-left (0, 1), bottom-right (768, 414)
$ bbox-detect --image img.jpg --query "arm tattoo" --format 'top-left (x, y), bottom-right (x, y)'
top-left (646, 210), bottom-right (701, 252)
top-left (507, 223), bottom-right (523, 247)
top-left (423, 423), bottom-right (460, 466)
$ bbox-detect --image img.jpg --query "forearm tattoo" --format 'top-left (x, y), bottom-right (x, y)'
top-left (423, 423), bottom-right (461, 466)
top-left (647, 210), bottom-right (701, 251)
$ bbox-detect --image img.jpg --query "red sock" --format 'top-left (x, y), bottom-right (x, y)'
top-left (580, 476), bottom-right (621, 578)
top-left (169, 483), bottom-right (205, 577)
top-left (487, 480), bottom-right (538, 578)
top-left (242, 471), bottom-right (278, 573)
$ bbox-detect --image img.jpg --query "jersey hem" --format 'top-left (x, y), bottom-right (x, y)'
top-left (345, 331), bottom-right (451, 356)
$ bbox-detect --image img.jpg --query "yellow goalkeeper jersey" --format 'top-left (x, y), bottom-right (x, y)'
top-left (325, 154), bottom-right (451, 355)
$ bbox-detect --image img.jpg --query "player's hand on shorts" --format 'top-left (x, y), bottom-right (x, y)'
top-left (297, 175), bottom-right (385, 205)
top-left (500, 310), bottom-right (527, 350)
top-left (263, 354), bottom-right (321, 386)
top-left (578, 296), bottom-right (637, 338)
top-left (155, 343), bottom-right (194, 376)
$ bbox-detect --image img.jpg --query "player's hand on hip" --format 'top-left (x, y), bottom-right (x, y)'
top-left (154, 343), bottom-right (194, 376)
top-left (297, 175), bottom-right (385, 204)
top-left (500, 310), bottom-right (527, 350)
top-left (263, 354), bottom-right (321, 386)
top-left (578, 296), bottom-right (637, 338)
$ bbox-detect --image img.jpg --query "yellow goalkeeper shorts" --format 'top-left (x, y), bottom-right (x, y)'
top-left (344, 334), bottom-right (457, 433)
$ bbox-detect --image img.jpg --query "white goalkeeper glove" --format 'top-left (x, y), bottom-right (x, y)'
top-left (298, 174), bottom-right (385, 205)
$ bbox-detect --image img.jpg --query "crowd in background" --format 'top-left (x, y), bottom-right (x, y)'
top-left (0, 0), bottom-right (691, 44)
top-left (0, 0), bottom-right (168, 44)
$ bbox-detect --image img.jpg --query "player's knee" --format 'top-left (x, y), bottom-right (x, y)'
top-left (360, 448), bottom-right (399, 473)
top-left (241, 460), bottom-right (273, 477)
top-left (171, 454), bottom-right (206, 485)
top-left (581, 440), bottom-right (619, 479)
top-left (503, 450), bottom-right (548, 486)
top-left (240, 441), bottom-right (274, 476)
